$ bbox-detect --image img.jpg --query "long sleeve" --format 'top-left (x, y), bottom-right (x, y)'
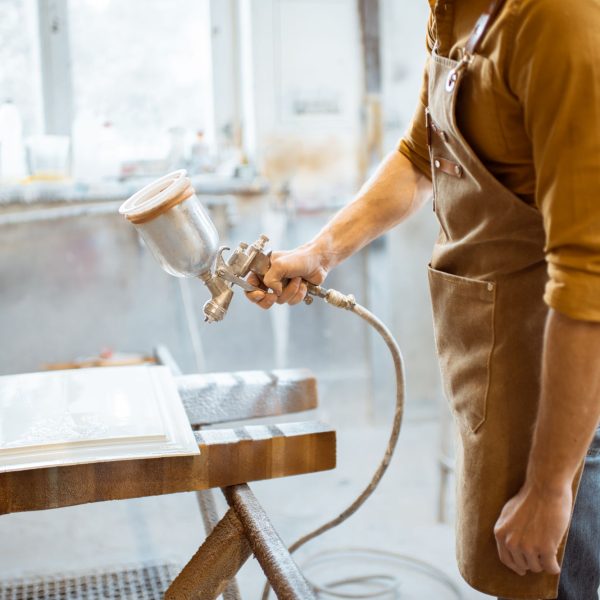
top-left (509, 0), bottom-right (600, 321)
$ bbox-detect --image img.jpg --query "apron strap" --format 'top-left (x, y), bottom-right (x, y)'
top-left (464, 0), bottom-right (509, 55)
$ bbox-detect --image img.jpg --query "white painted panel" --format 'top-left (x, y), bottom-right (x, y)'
top-left (0, 366), bottom-right (199, 472)
top-left (0, 368), bottom-right (165, 450)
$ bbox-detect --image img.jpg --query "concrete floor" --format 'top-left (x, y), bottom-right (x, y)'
top-left (0, 401), bottom-right (489, 599)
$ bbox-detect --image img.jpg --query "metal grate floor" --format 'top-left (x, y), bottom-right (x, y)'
top-left (0, 563), bottom-right (181, 600)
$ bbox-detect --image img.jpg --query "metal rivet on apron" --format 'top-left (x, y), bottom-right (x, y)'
top-left (430, 119), bottom-right (449, 143)
top-left (487, 283), bottom-right (494, 291)
top-left (454, 165), bottom-right (463, 177)
top-left (434, 159), bottom-right (441, 169)
top-left (445, 71), bottom-right (458, 93)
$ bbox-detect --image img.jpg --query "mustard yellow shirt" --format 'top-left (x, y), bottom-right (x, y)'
top-left (400, 0), bottom-right (600, 322)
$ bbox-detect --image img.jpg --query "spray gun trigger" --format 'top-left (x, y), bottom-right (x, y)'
top-left (220, 271), bottom-right (263, 293)
top-left (214, 251), bottom-right (262, 293)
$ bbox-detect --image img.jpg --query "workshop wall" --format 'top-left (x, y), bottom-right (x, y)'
top-left (0, 0), bottom-right (441, 423)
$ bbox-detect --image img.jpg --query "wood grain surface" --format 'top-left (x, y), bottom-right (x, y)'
top-left (0, 422), bottom-right (335, 515)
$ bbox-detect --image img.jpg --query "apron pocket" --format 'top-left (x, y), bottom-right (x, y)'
top-left (428, 265), bottom-right (496, 434)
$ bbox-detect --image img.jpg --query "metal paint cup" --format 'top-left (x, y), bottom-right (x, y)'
top-left (119, 170), bottom-right (219, 278)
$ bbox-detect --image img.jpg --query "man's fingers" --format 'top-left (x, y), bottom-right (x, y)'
top-left (522, 547), bottom-right (544, 574)
top-left (246, 272), bottom-right (278, 309)
top-left (507, 547), bottom-right (529, 576)
top-left (539, 552), bottom-right (561, 575)
top-left (276, 277), bottom-right (302, 304)
top-left (246, 290), bottom-right (266, 303)
top-left (495, 530), bottom-right (527, 576)
top-left (246, 275), bottom-right (307, 309)
top-left (263, 252), bottom-right (307, 295)
top-left (494, 517), bottom-right (560, 576)
top-left (263, 261), bottom-right (286, 295)
top-left (245, 289), bottom-right (278, 310)
top-left (498, 540), bottom-right (527, 576)
top-left (247, 272), bottom-right (265, 289)
top-left (289, 282), bottom-right (308, 306)
top-left (495, 537), bottom-right (514, 572)
top-left (257, 293), bottom-right (278, 309)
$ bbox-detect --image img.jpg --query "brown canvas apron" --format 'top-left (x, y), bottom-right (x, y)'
top-left (426, 1), bottom-right (582, 598)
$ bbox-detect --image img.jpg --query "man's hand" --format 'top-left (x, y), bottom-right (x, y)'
top-left (245, 242), bottom-right (330, 310)
top-left (494, 310), bottom-right (600, 577)
top-left (494, 480), bottom-right (572, 576)
top-left (243, 151), bottom-right (431, 311)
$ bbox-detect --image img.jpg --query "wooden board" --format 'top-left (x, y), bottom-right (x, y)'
top-left (177, 369), bottom-right (318, 427)
top-left (0, 421), bottom-right (335, 515)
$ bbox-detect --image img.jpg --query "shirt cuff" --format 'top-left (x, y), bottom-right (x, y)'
top-left (544, 263), bottom-right (600, 322)
top-left (398, 138), bottom-right (432, 180)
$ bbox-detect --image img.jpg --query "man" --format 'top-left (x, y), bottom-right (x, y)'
top-left (246, 0), bottom-right (600, 599)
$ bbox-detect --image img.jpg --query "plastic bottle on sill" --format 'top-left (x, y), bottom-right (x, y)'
top-left (0, 100), bottom-right (27, 181)
top-left (167, 126), bottom-right (186, 171)
top-left (72, 113), bottom-right (99, 183)
top-left (73, 120), bottom-right (120, 184)
top-left (188, 130), bottom-right (210, 174)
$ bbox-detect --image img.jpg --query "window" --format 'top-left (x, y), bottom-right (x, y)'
top-left (0, 0), bottom-right (213, 182)
top-left (0, 0), bottom-right (43, 137)
top-left (68, 0), bottom-right (212, 162)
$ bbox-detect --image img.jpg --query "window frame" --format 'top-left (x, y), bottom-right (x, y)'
top-left (37, 0), bottom-right (73, 136)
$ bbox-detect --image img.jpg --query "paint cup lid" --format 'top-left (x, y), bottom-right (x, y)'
top-left (119, 169), bottom-right (194, 224)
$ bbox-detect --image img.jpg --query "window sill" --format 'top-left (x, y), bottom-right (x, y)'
top-left (0, 174), bottom-right (269, 208)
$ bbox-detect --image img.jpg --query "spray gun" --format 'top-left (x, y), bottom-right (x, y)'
top-left (119, 170), bottom-right (429, 598)
top-left (119, 169), bottom-right (338, 323)
top-left (201, 232), bottom-right (316, 323)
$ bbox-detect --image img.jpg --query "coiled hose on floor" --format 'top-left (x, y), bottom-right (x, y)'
top-left (261, 285), bottom-right (462, 600)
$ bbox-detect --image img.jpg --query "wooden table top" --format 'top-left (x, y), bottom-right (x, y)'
top-left (0, 368), bottom-right (336, 515)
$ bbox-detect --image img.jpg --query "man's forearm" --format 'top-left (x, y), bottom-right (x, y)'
top-left (251, 150), bottom-right (431, 307)
top-left (494, 309), bottom-right (600, 576)
top-left (527, 309), bottom-right (600, 492)
top-left (309, 150), bottom-right (431, 270)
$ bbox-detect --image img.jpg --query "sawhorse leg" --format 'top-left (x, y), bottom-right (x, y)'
top-left (156, 346), bottom-right (243, 599)
top-left (196, 489), bottom-right (244, 600)
top-left (166, 484), bottom-right (315, 600)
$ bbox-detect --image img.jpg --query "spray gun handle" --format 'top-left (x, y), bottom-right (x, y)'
top-left (234, 238), bottom-right (315, 305)
top-left (258, 273), bottom-right (317, 305)
top-left (205, 236), bottom-right (321, 322)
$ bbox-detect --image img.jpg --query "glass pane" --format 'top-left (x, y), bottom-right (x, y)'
top-left (68, 0), bottom-right (212, 166)
top-left (0, 0), bottom-right (42, 137)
